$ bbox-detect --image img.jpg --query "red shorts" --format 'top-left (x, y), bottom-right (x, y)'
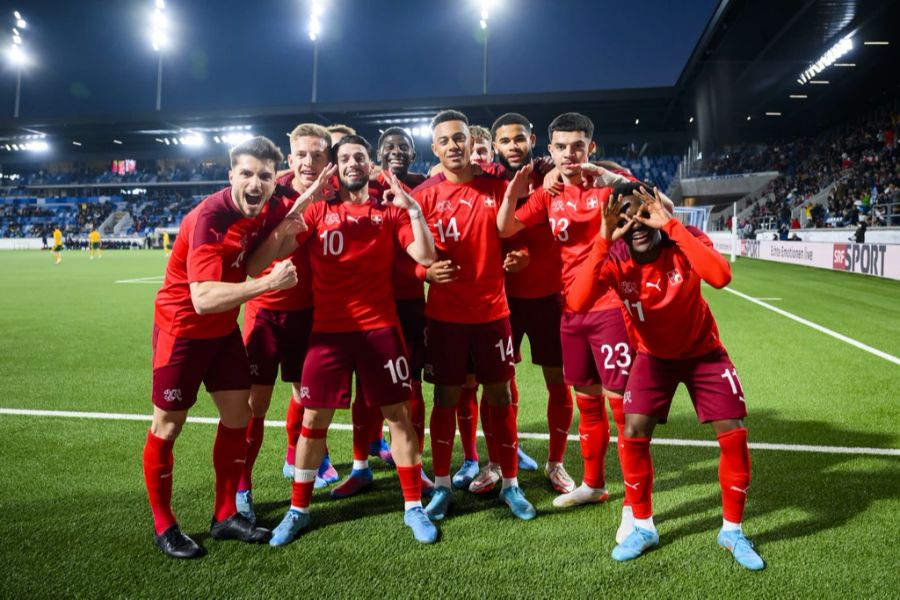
top-left (560, 308), bottom-right (633, 391)
top-left (151, 326), bottom-right (251, 411)
top-left (424, 318), bottom-right (515, 386)
top-left (624, 349), bottom-right (748, 424)
top-left (396, 298), bottom-right (426, 382)
top-left (299, 326), bottom-right (412, 410)
top-left (509, 294), bottom-right (564, 368)
top-left (243, 304), bottom-right (313, 385)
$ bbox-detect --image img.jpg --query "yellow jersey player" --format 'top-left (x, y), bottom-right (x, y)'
top-left (162, 231), bottom-right (171, 256)
top-left (89, 229), bottom-right (102, 259)
top-left (51, 227), bottom-right (63, 264)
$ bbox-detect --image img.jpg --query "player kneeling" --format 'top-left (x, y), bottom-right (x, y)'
top-left (569, 183), bottom-right (764, 571)
top-left (268, 135), bottom-right (439, 546)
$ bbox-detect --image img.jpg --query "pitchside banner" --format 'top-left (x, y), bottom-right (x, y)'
top-left (734, 239), bottom-right (900, 280)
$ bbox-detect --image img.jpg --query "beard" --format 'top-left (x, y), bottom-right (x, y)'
top-left (340, 173), bottom-right (369, 192)
top-left (497, 148), bottom-right (534, 173)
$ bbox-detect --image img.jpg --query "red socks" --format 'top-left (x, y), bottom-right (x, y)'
top-left (606, 394), bottom-right (629, 506)
top-left (351, 391), bottom-right (370, 461)
top-left (291, 479), bottom-right (315, 510)
top-left (238, 416), bottom-right (265, 491)
top-left (212, 422), bottom-right (247, 523)
top-left (546, 383), bottom-right (573, 463)
top-left (487, 403), bottom-right (518, 479)
top-left (620, 436), bottom-right (654, 519)
top-left (429, 406), bottom-right (457, 478)
top-left (409, 381), bottom-right (426, 454)
top-left (143, 430), bottom-right (177, 535)
top-left (397, 463), bottom-right (423, 502)
top-left (456, 386), bottom-right (479, 462)
top-left (575, 393), bottom-right (610, 489)
top-left (717, 427), bottom-right (751, 523)
top-left (284, 396), bottom-right (303, 465)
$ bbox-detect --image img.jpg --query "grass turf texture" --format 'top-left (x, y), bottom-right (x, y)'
top-left (1, 249), bottom-right (898, 598)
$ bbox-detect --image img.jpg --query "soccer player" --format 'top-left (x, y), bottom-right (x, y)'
top-left (326, 124), bottom-right (356, 145)
top-left (567, 184), bottom-right (764, 571)
top-left (88, 228), bottom-right (102, 259)
top-left (162, 231), bottom-right (171, 256)
top-left (144, 136), bottom-right (304, 559)
top-left (269, 134), bottom-right (439, 546)
top-left (470, 125), bottom-right (494, 164)
top-left (498, 112), bottom-right (636, 539)
top-left (51, 226), bottom-right (63, 264)
top-left (417, 110), bottom-right (536, 522)
top-left (237, 124), bottom-right (339, 523)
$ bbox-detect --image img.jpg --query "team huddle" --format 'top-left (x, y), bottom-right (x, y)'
top-left (142, 109), bottom-right (765, 571)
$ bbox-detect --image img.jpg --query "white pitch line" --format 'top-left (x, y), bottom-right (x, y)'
top-left (2, 408), bottom-right (898, 457)
top-left (724, 287), bottom-right (900, 366)
top-left (115, 275), bottom-right (164, 284)
top-left (753, 297), bottom-right (782, 301)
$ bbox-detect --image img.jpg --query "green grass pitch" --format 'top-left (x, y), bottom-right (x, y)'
top-left (0, 249), bottom-right (898, 598)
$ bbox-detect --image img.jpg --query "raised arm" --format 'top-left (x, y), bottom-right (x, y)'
top-left (497, 163), bottom-right (533, 238)
top-left (190, 260), bottom-right (297, 315)
top-left (384, 170), bottom-right (436, 266)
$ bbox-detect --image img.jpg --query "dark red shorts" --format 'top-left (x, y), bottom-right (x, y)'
top-left (624, 349), bottom-right (748, 424)
top-left (508, 293), bottom-right (564, 368)
top-left (243, 304), bottom-right (313, 385)
top-left (151, 326), bottom-right (251, 411)
top-left (396, 298), bottom-right (426, 382)
top-left (424, 317), bottom-right (515, 386)
top-left (560, 308), bottom-right (633, 391)
top-left (299, 326), bottom-right (412, 410)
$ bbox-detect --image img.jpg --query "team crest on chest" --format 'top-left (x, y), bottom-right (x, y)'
top-left (667, 269), bottom-right (683, 285)
top-left (371, 214), bottom-right (383, 226)
top-left (587, 197), bottom-right (599, 209)
top-left (437, 200), bottom-right (453, 213)
top-left (620, 280), bottom-right (640, 296)
top-left (551, 199), bottom-right (565, 213)
top-left (325, 212), bottom-right (341, 225)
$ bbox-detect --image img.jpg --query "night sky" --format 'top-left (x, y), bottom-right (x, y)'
top-left (1, 0), bottom-right (718, 119)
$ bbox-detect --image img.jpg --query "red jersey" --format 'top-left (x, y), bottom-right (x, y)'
top-left (374, 171), bottom-right (425, 301)
top-left (298, 197), bottom-right (415, 332)
top-left (571, 219), bottom-right (732, 359)
top-left (413, 174), bottom-right (509, 324)
top-left (504, 196), bottom-right (563, 298)
top-left (154, 188), bottom-right (287, 339)
top-left (516, 185), bottom-right (619, 312)
top-left (246, 172), bottom-right (314, 312)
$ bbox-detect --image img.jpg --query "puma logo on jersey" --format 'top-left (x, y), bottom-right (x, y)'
top-left (646, 278), bottom-right (661, 291)
top-left (501, 443), bottom-right (518, 449)
top-left (459, 199), bottom-right (473, 207)
top-left (160, 472), bottom-right (172, 479)
top-left (208, 228), bottom-right (223, 242)
top-left (730, 485), bottom-right (749, 495)
top-left (566, 201), bottom-right (578, 209)
top-left (347, 216), bottom-right (361, 224)
top-left (579, 433), bottom-right (590, 441)
top-left (624, 481), bottom-right (641, 490)
top-left (436, 439), bottom-right (452, 446)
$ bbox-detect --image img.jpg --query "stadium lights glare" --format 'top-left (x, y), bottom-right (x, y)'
top-left (833, 63), bottom-right (855, 67)
top-left (765, 112), bottom-right (782, 116)
top-left (790, 94), bottom-right (807, 99)
top-left (634, 118), bottom-right (640, 125)
top-left (218, 132), bottom-right (252, 145)
top-left (150, 1), bottom-right (169, 51)
top-left (689, 116), bottom-right (694, 123)
top-left (808, 80), bottom-right (829, 84)
top-left (746, 116), bottom-right (752, 121)
top-left (863, 41), bottom-right (889, 45)
top-left (180, 134), bottom-right (205, 147)
top-left (72, 141), bottom-right (82, 146)
top-left (797, 35), bottom-right (852, 85)
top-left (308, 0), bottom-right (325, 40)
top-left (113, 139), bottom-right (123, 144)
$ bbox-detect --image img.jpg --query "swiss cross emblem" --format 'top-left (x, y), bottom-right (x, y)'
top-left (667, 269), bottom-right (683, 285)
top-left (372, 215), bottom-right (383, 225)
top-left (551, 200), bottom-right (565, 213)
top-left (587, 197), bottom-right (598, 209)
top-left (325, 213), bottom-right (340, 225)
top-left (483, 197), bottom-right (495, 207)
top-left (437, 200), bottom-right (453, 213)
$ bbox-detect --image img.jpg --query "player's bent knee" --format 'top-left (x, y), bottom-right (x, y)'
top-left (434, 385), bottom-right (462, 408)
top-left (211, 389), bottom-right (253, 428)
top-left (482, 381), bottom-right (511, 406)
top-left (248, 384), bottom-right (275, 416)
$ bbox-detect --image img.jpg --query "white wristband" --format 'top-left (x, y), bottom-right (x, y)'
top-left (407, 205), bottom-right (423, 220)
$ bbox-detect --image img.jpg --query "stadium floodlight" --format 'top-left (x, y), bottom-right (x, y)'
top-left (797, 35), bottom-right (852, 85)
top-left (113, 139), bottom-right (123, 144)
top-left (689, 116), bottom-right (694, 123)
top-left (148, 1), bottom-right (171, 111)
top-left (8, 10), bottom-right (29, 118)
top-left (476, 0), bottom-right (497, 94)
top-left (72, 141), bottom-right (82, 146)
top-left (789, 94), bottom-right (807, 99)
top-left (307, 0), bottom-right (327, 102)
top-left (179, 133), bottom-right (205, 147)
top-left (765, 112), bottom-right (782, 116)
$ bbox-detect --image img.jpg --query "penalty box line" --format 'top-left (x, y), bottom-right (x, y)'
top-left (1, 407), bottom-right (898, 457)
top-left (723, 287), bottom-right (900, 367)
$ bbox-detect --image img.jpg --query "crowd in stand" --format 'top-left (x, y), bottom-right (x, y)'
top-left (3, 160), bottom-right (231, 190)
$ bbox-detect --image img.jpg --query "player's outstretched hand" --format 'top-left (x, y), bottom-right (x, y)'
top-left (632, 186), bottom-right (673, 230)
top-left (533, 155), bottom-right (555, 176)
top-left (600, 193), bottom-right (634, 242)
top-left (425, 260), bottom-right (460, 284)
top-left (382, 170), bottom-right (415, 210)
top-left (295, 163), bottom-right (337, 207)
top-left (278, 211), bottom-right (308, 238)
top-left (579, 163), bottom-right (630, 188)
top-left (505, 162), bottom-right (534, 203)
top-left (267, 259), bottom-right (298, 290)
top-left (542, 167), bottom-right (564, 196)
top-left (503, 249), bottom-right (530, 273)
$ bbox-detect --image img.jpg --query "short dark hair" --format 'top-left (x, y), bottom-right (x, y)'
top-left (327, 124), bottom-right (356, 136)
top-left (378, 127), bottom-right (414, 150)
top-left (431, 109), bottom-right (469, 131)
top-left (491, 112), bottom-right (532, 139)
top-left (332, 134), bottom-right (373, 157)
top-left (548, 112), bottom-right (594, 141)
top-left (229, 136), bottom-right (284, 167)
top-left (610, 180), bottom-right (654, 199)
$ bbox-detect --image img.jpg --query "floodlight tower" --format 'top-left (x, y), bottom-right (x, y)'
top-left (150, 0), bottom-right (170, 111)
top-left (8, 10), bottom-right (28, 118)
top-left (478, 0), bottom-right (496, 95)
top-left (308, 0), bottom-right (325, 103)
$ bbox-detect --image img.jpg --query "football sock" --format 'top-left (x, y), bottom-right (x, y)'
top-left (456, 386), bottom-right (479, 462)
top-left (238, 416), bottom-right (265, 491)
top-left (717, 427), bottom-right (751, 524)
top-left (634, 516), bottom-right (656, 532)
top-left (488, 403), bottom-right (519, 479)
top-left (575, 393), bottom-right (610, 489)
top-left (143, 430), bottom-right (177, 535)
top-left (353, 459), bottom-right (369, 470)
top-left (546, 383), bottom-right (573, 464)
top-left (480, 393), bottom-right (498, 464)
top-left (410, 381), bottom-right (426, 454)
top-left (501, 477), bottom-right (519, 490)
top-left (284, 396), bottom-right (303, 465)
top-left (397, 463), bottom-right (423, 508)
top-left (290, 469), bottom-right (318, 513)
top-left (607, 394), bottom-right (629, 506)
top-left (212, 422), bottom-right (247, 522)
top-left (351, 395), bottom-right (369, 461)
top-left (620, 436), bottom-right (654, 520)
top-left (430, 406), bottom-right (457, 478)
